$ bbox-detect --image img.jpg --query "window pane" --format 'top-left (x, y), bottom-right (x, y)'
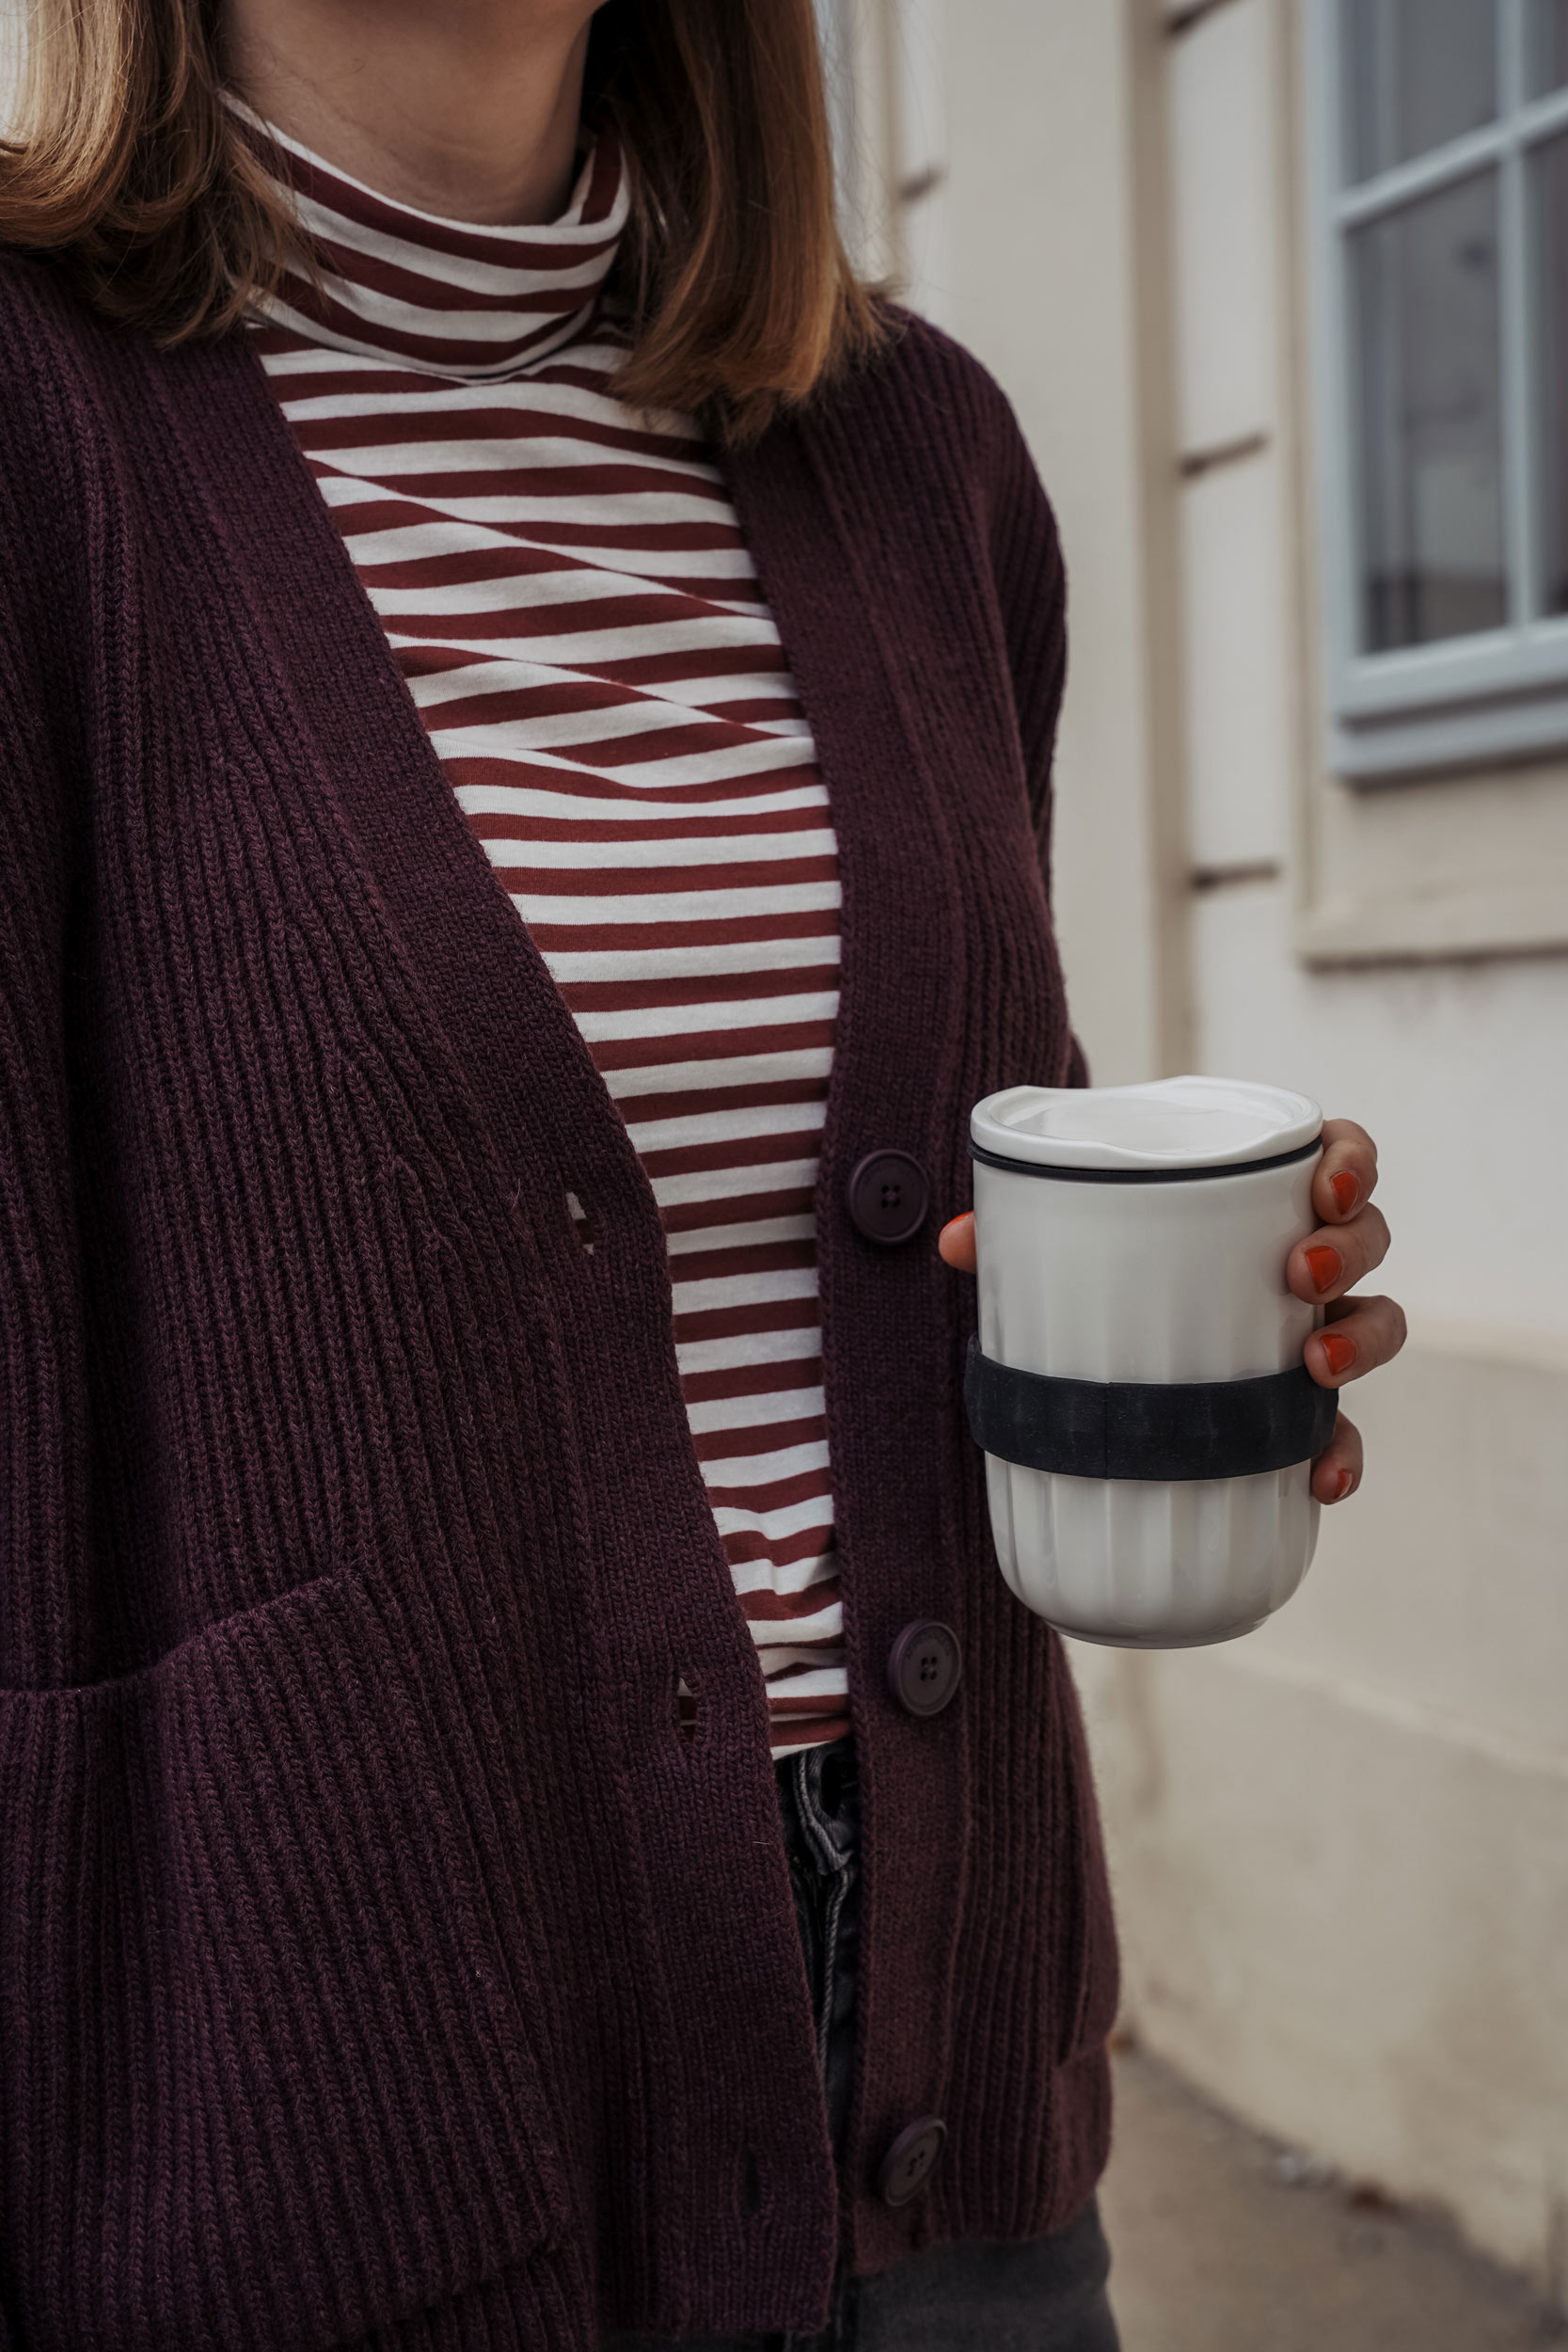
top-left (1528, 0), bottom-right (1568, 94)
top-left (1534, 136), bottom-right (1568, 611)
top-left (1342, 0), bottom-right (1497, 183)
top-left (1350, 172), bottom-right (1507, 651)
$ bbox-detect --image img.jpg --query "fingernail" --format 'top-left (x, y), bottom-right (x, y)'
top-left (1305, 1245), bottom-right (1342, 1294)
top-left (1333, 1468), bottom-right (1353, 1502)
top-left (1318, 1330), bottom-right (1357, 1376)
top-left (1331, 1172), bottom-right (1358, 1215)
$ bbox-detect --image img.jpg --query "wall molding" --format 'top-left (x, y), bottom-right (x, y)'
top-left (1294, 878), bottom-right (1568, 964)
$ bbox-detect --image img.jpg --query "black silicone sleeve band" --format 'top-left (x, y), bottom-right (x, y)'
top-left (963, 1333), bottom-right (1339, 1483)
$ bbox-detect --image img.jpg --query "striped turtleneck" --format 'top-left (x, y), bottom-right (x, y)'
top-left (244, 114), bottom-right (847, 1759)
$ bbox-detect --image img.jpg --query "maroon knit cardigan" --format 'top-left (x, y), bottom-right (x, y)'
top-left (0, 250), bottom-right (1117, 2352)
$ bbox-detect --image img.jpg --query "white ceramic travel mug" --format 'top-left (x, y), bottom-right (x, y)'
top-left (965, 1076), bottom-right (1334, 1647)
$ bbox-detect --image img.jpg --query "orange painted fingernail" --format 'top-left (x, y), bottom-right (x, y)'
top-left (1318, 1330), bottom-right (1357, 1376)
top-left (1334, 1468), bottom-right (1353, 1502)
top-left (1331, 1172), bottom-right (1358, 1214)
top-left (1305, 1245), bottom-right (1342, 1294)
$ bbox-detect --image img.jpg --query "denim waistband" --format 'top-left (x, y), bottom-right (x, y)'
top-left (775, 1735), bottom-right (860, 2163)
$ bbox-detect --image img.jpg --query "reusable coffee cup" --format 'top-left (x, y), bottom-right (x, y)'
top-left (964, 1075), bottom-right (1336, 1647)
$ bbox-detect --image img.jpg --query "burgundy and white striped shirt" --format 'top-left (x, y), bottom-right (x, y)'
top-left (243, 112), bottom-right (847, 1757)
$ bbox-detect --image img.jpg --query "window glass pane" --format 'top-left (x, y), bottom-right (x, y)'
top-left (1342, 0), bottom-right (1497, 183)
top-left (1534, 136), bottom-right (1568, 611)
top-left (1528, 0), bottom-right (1568, 94)
top-left (1350, 172), bottom-right (1507, 650)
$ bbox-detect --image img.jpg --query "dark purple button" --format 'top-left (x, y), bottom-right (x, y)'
top-left (847, 1151), bottom-right (930, 1247)
top-left (878, 2116), bottom-right (947, 2207)
top-left (886, 1621), bottom-right (962, 1719)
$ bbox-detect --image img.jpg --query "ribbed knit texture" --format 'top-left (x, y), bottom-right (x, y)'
top-left (0, 247), bottom-right (1114, 2352)
top-left (244, 119), bottom-right (851, 1757)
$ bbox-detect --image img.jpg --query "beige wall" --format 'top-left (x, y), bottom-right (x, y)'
top-left (926, 0), bottom-right (1182, 1085)
top-left (853, 0), bottom-right (1568, 2304)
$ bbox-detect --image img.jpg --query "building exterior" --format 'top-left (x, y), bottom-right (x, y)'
top-left (818, 0), bottom-right (1568, 2303)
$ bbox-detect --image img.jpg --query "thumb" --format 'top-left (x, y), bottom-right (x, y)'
top-left (938, 1213), bottom-right (977, 1274)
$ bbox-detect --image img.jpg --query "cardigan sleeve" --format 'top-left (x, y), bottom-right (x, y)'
top-left (980, 380), bottom-right (1090, 1089)
top-left (0, 398), bottom-right (89, 1702)
top-left (0, 301), bottom-right (118, 2337)
top-left (0, 544), bottom-right (66, 2350)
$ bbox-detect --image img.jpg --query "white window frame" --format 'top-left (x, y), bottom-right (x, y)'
top-left (1306, 0), bottom-right (1568, 781)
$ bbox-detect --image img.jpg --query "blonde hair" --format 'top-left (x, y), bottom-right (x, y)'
top-left (0, 0), bottom-right (886, 441)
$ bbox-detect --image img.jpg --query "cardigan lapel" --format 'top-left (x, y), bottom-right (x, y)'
top-left (720, 389), bottom-right (973, 1349)
top-left (145, 326), bottom-right (667, 1248)
top-left (722, 386), bottom-right (979, 2274)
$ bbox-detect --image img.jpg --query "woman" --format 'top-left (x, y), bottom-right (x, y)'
top-left (0, 2), bottom-right (1404, 2345)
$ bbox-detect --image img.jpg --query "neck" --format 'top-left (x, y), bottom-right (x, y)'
top-left (223, 0), bottom-right (595, 226)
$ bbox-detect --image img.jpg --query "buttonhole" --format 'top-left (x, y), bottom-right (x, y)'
top-left (675, 1672), bottom-right (699, 1743)
top-left (563, 1189), bottom-right (596, 1254)
top-left (739, 2146), bottom-right (762, 2218)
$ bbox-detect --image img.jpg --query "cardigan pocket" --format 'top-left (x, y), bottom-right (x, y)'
top-left (0, 1565), bottom-right (574, 2352)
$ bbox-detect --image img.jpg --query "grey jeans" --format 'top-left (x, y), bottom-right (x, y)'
top-left (605, 1735), bottom-right (1121, 2351)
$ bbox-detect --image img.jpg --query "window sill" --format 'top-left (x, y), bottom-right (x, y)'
top-left (1295, 877), bottom-right (1568, 965)
top-left (1331, 679), bottom-right (1568, 784)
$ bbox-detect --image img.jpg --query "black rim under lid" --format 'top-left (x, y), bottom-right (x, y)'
top-left (968, 1136), bottom-right (1323, 1184)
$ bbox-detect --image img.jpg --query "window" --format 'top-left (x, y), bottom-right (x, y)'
top-left (1307, 0), bottom-right (1568, 777)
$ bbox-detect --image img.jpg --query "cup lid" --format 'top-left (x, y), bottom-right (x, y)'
top-left (971, 1075), bottom-right (1323, 1172)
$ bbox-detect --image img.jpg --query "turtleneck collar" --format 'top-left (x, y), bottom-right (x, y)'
top-left (229, 95), bottom-right (630, 379)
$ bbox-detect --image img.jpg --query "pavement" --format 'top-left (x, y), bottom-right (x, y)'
top-left (1098, 2045), bottom-right (1564, 2351)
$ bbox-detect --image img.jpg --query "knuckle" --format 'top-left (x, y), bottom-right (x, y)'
top-left (1338, 1241), bottom-right (1370, 1289)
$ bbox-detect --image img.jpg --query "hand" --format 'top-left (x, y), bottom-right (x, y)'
top-left (1281, 1116), bottom-right (1404, 1502)
top-left (937, 1115), bottom-right (1406, 1508)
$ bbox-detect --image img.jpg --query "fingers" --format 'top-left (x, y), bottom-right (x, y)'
top-left (939, 1212), bottom-right (977, 1274)
top-left (1299, 1120), bottom-right (1390, 1502)
top-left (1310, 1408), bottom-right (1363, 1503)
top-left (1313, 1118), bottom-right (1379, 1226)
top-left (1287, 1201), bottom-right (1390, 1305)
top-left (1303, 1292), bottom-right (1407, 1387)
top-left (946, 1191), bottom-right (1376, 1503)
